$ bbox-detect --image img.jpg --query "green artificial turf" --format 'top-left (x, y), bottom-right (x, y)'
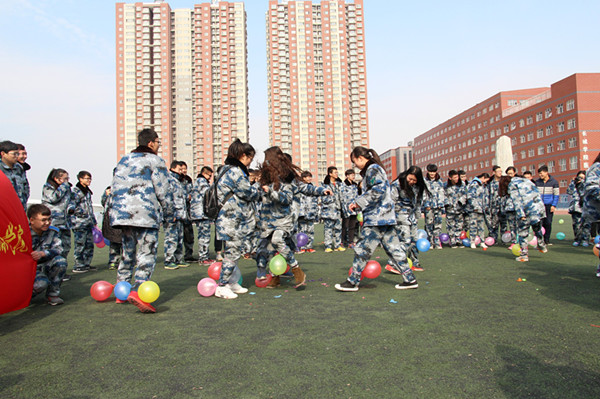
top-left (2, 216), bottom-right (600, 398)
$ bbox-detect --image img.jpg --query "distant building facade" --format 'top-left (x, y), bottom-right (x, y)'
top-left (413, 73), bottom-right (600, 193)
top-left (380, 143), bottom-right (413, 181)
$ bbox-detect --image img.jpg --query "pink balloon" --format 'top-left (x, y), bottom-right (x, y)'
top-left (197, 278), bottom-right (217, 297)
top-left (473, 236), bottom-right (481, 245)
top-left (484, 237), bottom-right (495, 246)
top-left (529, 236), bottom-right (538, 247)
top-left (541, 227), bottom-right (546, 235)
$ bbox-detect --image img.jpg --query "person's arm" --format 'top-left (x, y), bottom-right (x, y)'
top-left (353, 166), bottom-right (386, 211)
top-left (551, 180), bottom-right (560, 209)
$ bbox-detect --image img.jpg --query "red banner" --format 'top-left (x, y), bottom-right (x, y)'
top-left (0, 172), bottom-right (36, 315)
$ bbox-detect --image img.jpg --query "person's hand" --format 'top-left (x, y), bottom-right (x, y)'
top-left (262, 185), bottom-right (269, 193)
top-left (324, 189), bottom-right (333, 196)
top-left (550, 206), bottom-right (556, 213)
top-left (31, 251), bottom-right (45, 261)
top-left (349, 203), bottom-right (359, 212)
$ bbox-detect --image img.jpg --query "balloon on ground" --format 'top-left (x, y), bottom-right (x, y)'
top-left (269, 254), bottom-right (287, 275)
top-left (90, 281), bottom-right (113, 301)
top-left (197, 278), bottom-right (217, 297)
top-left (114, 281), bottom-right (132, 301)
top-left (138, 281), bottom-right (160, 303)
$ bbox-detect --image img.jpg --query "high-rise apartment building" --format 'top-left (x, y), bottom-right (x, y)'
top-left (116, 0), bottom-right (248, 176)
top-left (413, 73), bottom-right (600, 194)
top-left (266, 0), bottom-right (369, 181)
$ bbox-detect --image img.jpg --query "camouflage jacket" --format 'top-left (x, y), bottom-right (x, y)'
top-left (166, 171), bottom-right (187, 222)
top-left (500, 194), bottom-right (515, 213)
top-left (341, 180), bottom-right (360, 217)
top-left (258, 181), bottom-right (295, 237)
top-left (215, 160), bottom-right (262, 241)
top-left (444, 184), bottom-right (467, 214)
top-left (354, 163), bottom-right (396, 227)
top-left (487, 179), bottom-right (501, 212)
top-left (423, 178), bottom-right (445, 210)
top-left (110, 147), bottom-right (173, 229)
top-left (567, 178), bottom-right (585, 214)
top-left (391, 182), bottom-right (422, 225)
top-left (293, 179), bottom-right (328, 222)
top-left (70, 184), bottom-right (96, 230)
top-left (41, 182), bottom-right (74, 230)
top-left (508, 177), bottom-right (546, 222)
top-left (583, 162), bottom-right (600, 222)
top-left (298, 183), bottom-right (321, 220)
top-left (189, 176), bottom-right (211, 221)
top-left (466, 178), bottom-right (486, 213)
top-left (31, 227), bottom-right (63, 264)
top-left (320, 178), bottom-right (343, 220)
top-left (0, 161), bottom-right (29, 211)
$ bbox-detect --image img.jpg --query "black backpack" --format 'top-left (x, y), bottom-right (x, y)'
top-left (203, 166), bottom-right (233, 220)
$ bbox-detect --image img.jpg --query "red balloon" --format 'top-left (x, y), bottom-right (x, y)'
top-left (208, 261), bottom-right (222, 281)
top-left (348, 266), bottom-right (364, 280)
top-left (363, 260), bottom-right (382, 279)
top-left (459, 231), bottom-right (467, 240)
top-left (255, 274), bottom-right (273, 288)
top-left (90, 281), bottom-right (114, 301)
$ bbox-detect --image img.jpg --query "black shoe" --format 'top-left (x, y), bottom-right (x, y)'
top-left (335, 280), bottom-right (359, 292)
top-left (185, 256), bottom-right (197, 262)
top-left (72, 268), bottom-right (88, 274)
top-left (62, 274), bottom-right (72, 282)
top-left (87, 265), bottom-right (98, 272)
top-left (395, 281), bottom-right (418, 290)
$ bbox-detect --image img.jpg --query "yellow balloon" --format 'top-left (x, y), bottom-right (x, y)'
top-left (466, 231), bottom-right (470, 238)
top-left (138, 281), bottom-right (160, 303)
top-left (408, 258), bottom-right (413, 268)
top-left (511, 244), bottom-right (522, 257)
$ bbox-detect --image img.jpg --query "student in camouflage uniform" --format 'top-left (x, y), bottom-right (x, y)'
top-left (297, 171), bottom-right (320, 252)
top-left (567, 170), bottom-right (591, 247)
top-left (101, 185), bottom-right (122, 270)
top-left (0, 140), bottom-right (30, 211)
top-left (179, 162), bottom-right (196, 262)
top-left (423, 164), bottom-right (445, 249)
top-left (71, 170), bottom-right (96, 273)
top-left (110, 128), bottom-right (173, 313)
top-left (388, 165), bottom-right (429, 272)
top-left (486, 166), bottom-right (504, 241)
top-left (41, 168), bottom-right (74, 278)
top-left (582, 154), bottom-right (600, 277)
top-left (500, 176), bottom-right (547, 261)
top-left (214, 139), bottom-right (262, 299)
top-left (501, 167), bottom-right (518, 246)
top-left (466, 173), bottom-right (490, 249)
top-left (28, 204), bottom-right (67, 306)
top-left (190, 166), bottom-right (214, 265)
top-left (458, 170), bottom-right (470, 233)
top-left (321, 166), bottom-right (345, 252)
top-left (163, 161), bottom-right (189, 269)
top-left (444, 170), bottom-right (467, 248)
top-left (335, 147), bottom-right (418, 292)
top-left (341, 169), bottom-right (360, 248)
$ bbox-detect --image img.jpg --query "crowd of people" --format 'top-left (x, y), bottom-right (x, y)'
top-left (2, 132), bottom-right (599, 313)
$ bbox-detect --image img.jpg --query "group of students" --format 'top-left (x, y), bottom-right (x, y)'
top-left (4, 132), bottom-right (600, 312)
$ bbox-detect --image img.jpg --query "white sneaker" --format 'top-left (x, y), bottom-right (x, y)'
top-left (470, 243), bottom-right (476, 249)
top-left (480, 243), bottom-right (488, 249)
top-left (228, 283), bottom-right (248, 294)
top-left (215, 285), bottom-right (238, 299)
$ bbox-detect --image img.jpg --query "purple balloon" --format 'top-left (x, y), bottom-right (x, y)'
top-left (296, 232), bottom-right (309, 248)
top-left (439, 233), bottom-right (450, 244)
top-left (92, 227), bottom-right (103, 244)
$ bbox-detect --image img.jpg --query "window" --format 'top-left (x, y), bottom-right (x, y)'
top-left (560, 179), bottom-right (568, 188)
top-left (537, 129), bottom-right (544, 139)
top-left (569, 156), bottom-right (578, 170)
top-left (567, 118), bottom-right (576, 130)
top-left (528, 132), bottom-right (534, 141)
top-left (568, 137), bottom-right (577, 148)
top-left (557, 122), bottom-right (565, 132)
top-left (566, 99), bottom-right (575, 111)
top-left (546, 125), bottom-right (553, 136)
top-left (556, 103), bottom-right (564, 114)
top-left (511, 137), bottom-right (517, 146)
top-left (527, 116), bottom-right (533, 125)
top-left (547, 143), bottom-right (553, 153)
top-left (558, 140), bottom-right (566, 150)
top-left (548, 161), bottom-right (555, 173)
top-left (536, 112), bottom-right (543, 122)
top-left (519, 119), bottom-right (525, 127)
top-left (520, 134), bottom-right (526, 143)
top-left (559, 158), bottom-right (567, 171)
top-left (545, 108), bottom-right (552, 118)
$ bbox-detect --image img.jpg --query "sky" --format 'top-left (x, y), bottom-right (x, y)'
top-left (1, 0), bottom-right (599, 203)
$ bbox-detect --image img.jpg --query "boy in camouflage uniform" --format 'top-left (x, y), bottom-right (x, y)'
top-left (71, 171), bottom-right (96, 273)
top-left (341, 169), bottom-right (360, 248)
top-left (101, 186), bottom-right (122, 270)
top-left (321, 166), bottom-right (345, 252)
top-left (297, 171), bottom-right (320, 252)
top-left (110, 129), bottom-right (173, 313)
top-left (582, 157), bottom-right (600, 277)
top-left (163, 161), bottom-right (189, 269)
top-left (466, 173), bottom-right (490, 249)
top-left (29, 204), bottom-right (67, 306)
top-left (0, 140), bottom-right (30, 211)
top-left (486, 166), bottom-right (503, 241)
top-left (190, 166), bottom-right (214, 264)
top-left (505, 176), bottom-right (547, 261)
top-left (423, 164), bottom-right (445, 249)
top-left (567, 171), bottom-right (591, 246)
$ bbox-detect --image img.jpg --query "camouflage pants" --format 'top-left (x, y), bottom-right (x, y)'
top-left (163, 220), bottom-right (183, 264)
top-left (73, 227), bottom-right (94, 269)
top-left (571, 212), bottom-right (592, 243)
top-left (117, 227), bottom-right (159, 289)
top-left (516, 217), bottom-right (544, 256)
top-left (243, 227), bottom-right (260, 256)
top-left (196, 220), bottom-right (212, 261)
top-left (393, 213), bottom-right (420, 267)
top-left (486, 208), bottom-right (504, 240)
top-left (298, 218), bottom-right (316, 249)
top-left (424, 208), bottom-right (443, 247)
top-left (256, 230), bottom-right (298, 278)
top-left (446, 212), bottom-right (464, 246)
top-left (108, 242), bottom-right (122, 265)
top-left (349, 225), bottom-right (415, 285)
top-left (57, 228), bottom-right (71, 260)
top-left (183, 221), bottom-right (195, 260)
top-left (32, 256), bottom-right (67, 297)
top-left (323, 218), bottom-right (342, 249)
top-left (469, 212), bottom-right (486, 242)
top-left (220, 238), bottom-right (244, 285)
top-left (504, 212), bottom-right (519, 244)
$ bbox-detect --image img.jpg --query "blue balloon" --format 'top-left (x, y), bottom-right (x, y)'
top-left (462, 238), bottom-right (471, 247)
top-left (114, 281), bottom-right (132, 301)
top-left (594, 236), bottom-right (600, 245)
top-left (416, 238), bottom-right (431, 252)
top-left (104, 238), bottom-right (110, 246)
top-left (416, 229), bottom-right (428, 240)
top-left (556, 232), bottom-right (566, 240)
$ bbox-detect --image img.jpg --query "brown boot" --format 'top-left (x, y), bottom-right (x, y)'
top-left (266, 275), bottom-right (280, 289)
top-left (291, 266), bottom-right (306, 288)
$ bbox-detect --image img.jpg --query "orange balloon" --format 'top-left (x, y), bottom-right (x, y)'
top-left (593, 245), bottom-right (599, 257)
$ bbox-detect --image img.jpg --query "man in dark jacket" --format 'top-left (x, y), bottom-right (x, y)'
top-left (535, 165), bottom-right (560, 245)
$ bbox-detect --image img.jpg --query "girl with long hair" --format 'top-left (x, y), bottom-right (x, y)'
top-left (444, 169), bottom-right (467, 248)
top-left (335, 147), bottom-right (418, 292)
top-left (423, 164), bottom-right (445, 249)
top-left (466, 172), bottom-right (490, 249)
top-left (567, 170), bottom-right (591, 246)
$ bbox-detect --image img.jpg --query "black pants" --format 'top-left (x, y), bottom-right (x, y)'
top-left (214, 229), bottom-right (222, 252)
top-left (183, 221), bottom-right (195, 259)
top-left (542, 204), bottom-right (554, 244)
top-left (342, 216), bottom-right (358, 246)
